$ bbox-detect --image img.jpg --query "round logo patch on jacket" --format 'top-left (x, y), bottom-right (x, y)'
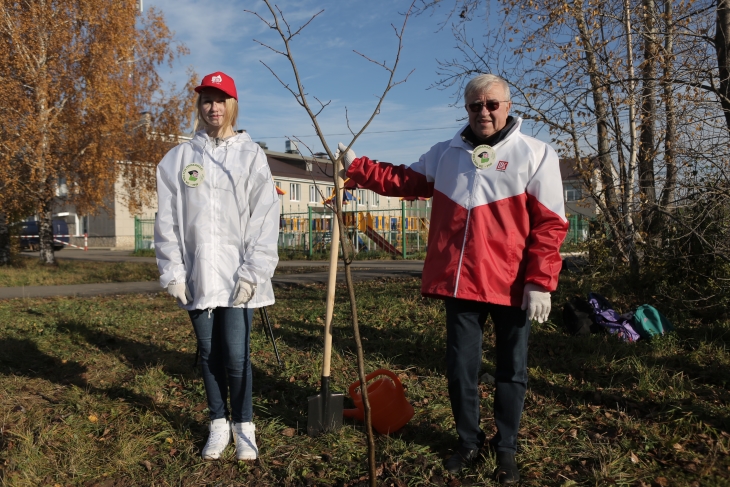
top-left (471, 145), bottom-right (496, 170)
top-left (182, 163), bottom-right (205, 187)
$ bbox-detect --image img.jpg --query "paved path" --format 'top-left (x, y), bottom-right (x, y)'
top-left (6, 250), bottom-right (582, 300)
top-left (1, 254), bottom-right (424, 300)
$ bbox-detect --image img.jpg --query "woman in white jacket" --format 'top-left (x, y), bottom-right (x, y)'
top-left (154, 71), bottom-right (280, 461)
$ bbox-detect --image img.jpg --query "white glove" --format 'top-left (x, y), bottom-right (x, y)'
top-left (233, 279), bottom-right (256, 306)
top-left (521, 283), bottom-right (551, 323)
top-left (167, 280), bottom-right (192, 305)
top-left (335, 142), bottom-right (356, 170)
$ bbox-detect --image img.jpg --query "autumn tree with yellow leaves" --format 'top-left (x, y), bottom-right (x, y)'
top-left (0, 0), bottom-right (193, 265)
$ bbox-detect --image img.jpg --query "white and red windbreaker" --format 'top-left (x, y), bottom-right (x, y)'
top-left (346, 119), bottom-right (568, 307)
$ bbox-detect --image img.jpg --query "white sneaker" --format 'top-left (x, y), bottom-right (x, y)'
top-left (201, 418), bottom-right (231, 460)
top-left (231, 421), bottom-right (258, 460)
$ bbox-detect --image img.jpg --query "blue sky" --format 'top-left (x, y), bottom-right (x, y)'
top-left (144, 0), bottom-right (538, 164)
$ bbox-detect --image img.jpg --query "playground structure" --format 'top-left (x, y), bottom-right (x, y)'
top-left (278, 203), bottom-right (431, 258)
top-left (133, 207), bottom-right (588, 256)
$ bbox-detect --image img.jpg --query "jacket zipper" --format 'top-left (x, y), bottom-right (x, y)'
top-left (453, 152), bottom-right (476, 296)
top-left (452, 137), bottom-right (513, 297)
top-left (205, 139), bottom-right (219, 302)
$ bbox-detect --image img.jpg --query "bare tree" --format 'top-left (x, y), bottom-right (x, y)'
top-left (246, 3), bottom-right (415, 485)
top-left (416, 0), bottom-right (729, 284)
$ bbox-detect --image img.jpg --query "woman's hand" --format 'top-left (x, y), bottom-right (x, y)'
top-left (167, 280), bottom-right (192, 305)
top-left (233, 279), bottom-right (256, 306)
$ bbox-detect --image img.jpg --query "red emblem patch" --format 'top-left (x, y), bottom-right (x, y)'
top-left (496, 160), bottom-right (509, 171)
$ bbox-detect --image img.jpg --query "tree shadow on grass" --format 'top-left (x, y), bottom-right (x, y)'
top-left (521, 327), bottom-right (730, 433)
top-left (0, 336), bottom-right (88, 388)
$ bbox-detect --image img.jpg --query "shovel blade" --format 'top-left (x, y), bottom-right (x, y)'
top-left (307, 392), bottom-right (344, 436)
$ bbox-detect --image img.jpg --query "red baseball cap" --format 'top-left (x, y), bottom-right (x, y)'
top-left (194, 71), bottom-right (238, 100)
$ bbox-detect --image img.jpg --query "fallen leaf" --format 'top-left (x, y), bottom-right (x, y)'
top-left (630, 451), bottom-right (639, 464)
top-left (141, 460), bottom-right (152, 471)
top-left (672, 443), bottom-right (683, 451)
top-left (165, 437), bottom-right (173, 444)
top-left (654, 477), bottom-right (669, 487)
top-left (289, 376), bottom-right (295, 383)
top-left (281, 427), bottom-right (296, 437)
top-left (88, 414), bottom-right (98, 423)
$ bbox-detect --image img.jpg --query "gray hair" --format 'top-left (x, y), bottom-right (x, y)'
top-left (463, 74), bottom-right (510, 104)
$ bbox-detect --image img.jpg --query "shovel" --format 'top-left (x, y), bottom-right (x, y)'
top-left (307, 176), bottom-right (344, 436)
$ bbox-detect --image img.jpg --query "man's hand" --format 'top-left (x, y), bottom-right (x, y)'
top-left (167, 280), bottom-right (192, 305)
top-left (335, 142), bottom-right (356, 170)
top-left (233, 279), bottom-right (256, 306)
top-left (520, 283), bottom-right (551, 323)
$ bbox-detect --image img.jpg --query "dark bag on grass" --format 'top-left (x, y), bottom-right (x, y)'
top-left (562, 296), bottom-right (600, 335)
top-left (588, 292), bottom-right (640, 342)
top-left (633, 304), bottom-right (673, 339)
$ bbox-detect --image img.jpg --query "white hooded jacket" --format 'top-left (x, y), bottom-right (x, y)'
top-left (154, 130), bottom-right (280, 310)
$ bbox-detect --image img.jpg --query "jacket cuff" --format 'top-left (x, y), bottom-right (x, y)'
top-left (236, 265), bottom-right (259, 285)
top-left (159, 266), bottom-right (186, 288)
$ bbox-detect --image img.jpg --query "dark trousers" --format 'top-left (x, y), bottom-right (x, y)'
top-left (445, 298), bottom-right (530, 453)
top-left (189, 307), bottom-right (254, 423)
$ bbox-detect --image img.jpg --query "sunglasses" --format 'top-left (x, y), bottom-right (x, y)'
top-left (466, 100), bottom-right (509, 112)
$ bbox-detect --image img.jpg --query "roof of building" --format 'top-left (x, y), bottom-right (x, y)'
top-left (264, 149), bottom-right (335, 184)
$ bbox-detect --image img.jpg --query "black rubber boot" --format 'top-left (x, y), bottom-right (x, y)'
top-left (444, 446), bottom-right (481, 474)
top-left (495, 451), bottom-right (520, 484)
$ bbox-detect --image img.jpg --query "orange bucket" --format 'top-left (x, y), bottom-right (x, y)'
top-left (343, 369), bottom-right (414, 434)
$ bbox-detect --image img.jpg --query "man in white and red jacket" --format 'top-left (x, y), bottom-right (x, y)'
top-left (338, 74), bottom-right (568, 484)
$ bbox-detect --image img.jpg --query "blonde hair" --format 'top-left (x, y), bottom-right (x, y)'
top-left (194, 91), bottom-right (239, 133)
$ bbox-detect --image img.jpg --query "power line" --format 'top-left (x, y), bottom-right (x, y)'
top-left (253, 125), bottom-right (463, 139)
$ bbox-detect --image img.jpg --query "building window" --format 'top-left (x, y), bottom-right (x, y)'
top-left (372, 193), bottom-right (379, 207)
top-left (309, 185), bottom-right (318, 203)
top-left (358, 190), bottom-right (367, 205)
top-left (565, 188), bottom-right (581, 202)
top-left (290, 183), bottom-right (301, 202)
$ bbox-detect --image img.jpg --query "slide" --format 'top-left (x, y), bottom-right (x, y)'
top-left (364, 225), bottom-right (401, 256)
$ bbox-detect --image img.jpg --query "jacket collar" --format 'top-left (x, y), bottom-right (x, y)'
top-left (190, 130), bottom-right (253, 151)
top-left (450, 117), bottom-right (523, 150)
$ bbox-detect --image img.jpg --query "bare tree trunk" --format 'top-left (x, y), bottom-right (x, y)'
top-left (333, 174), bottom-right (377, 486)
top-left (575, 11), bottom-right (626, 256)
top-left (622, 0), bottom-right (640, 276)
top-left (717, 0), bottom-right (730, 131)
top-left (0, 212), bottom-right (9, 266)
top-left (660, 0), bottom-right (677, 210)
top-left (576, 17), bottom-right (618, 213)
top-left (38, 199), bottom-right (56, 265)
top-left (35, 21), bottom-right (56, 266)
top-left (638, 0), bottom-right (658, 229)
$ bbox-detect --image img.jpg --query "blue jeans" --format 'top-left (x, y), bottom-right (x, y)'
top-left (189, 307), bottom-right (254, 423)
top-left (445, 298), bottom-right (531, 453)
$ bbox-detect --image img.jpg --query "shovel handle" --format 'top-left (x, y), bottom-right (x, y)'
top-left (322, 172), bottom-right (344, 377)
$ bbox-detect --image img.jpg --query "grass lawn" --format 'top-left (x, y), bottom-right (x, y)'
top-left (0, 276), bottom-right (728, 486)
top-left (0, 256), bottom-right (160, 287)
top-left (0, 257), bottom-right (332, 287)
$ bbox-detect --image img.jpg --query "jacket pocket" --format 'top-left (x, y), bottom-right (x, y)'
top-left (188, 244), bottom-right (212, 299)
top-left (216, 244), bottom-right (244, 292)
